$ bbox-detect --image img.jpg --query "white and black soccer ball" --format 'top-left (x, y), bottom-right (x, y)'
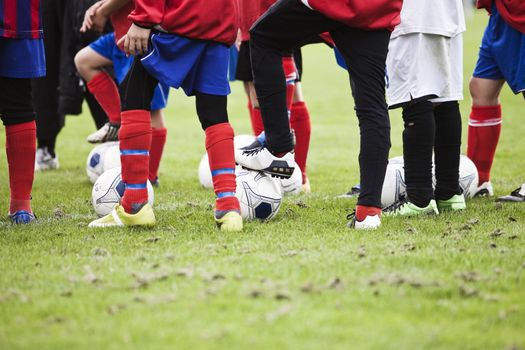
top-left (102, 144), bottom-right (121, 172)
top-left (279, 165), bottom-right (303, 196)
top-left (198, 134), bottom-right (257, 189)
top-left (235, 168), bottom-right (282, 220)
top-left (381, 161), bottom-right (407, 208)
top-left (459, 155), bottom-right (479, 199)
top-left (86, 142), bottom-right (119, 184)
top-left (92, 167), bottom-right (154, 217)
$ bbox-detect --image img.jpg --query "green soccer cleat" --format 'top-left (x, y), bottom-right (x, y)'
top-left (215, 211), bottom-right (243, 232)
top-left (88, 203), bottom-right (156, 228)
top-left (437, 194), bottom-right (466, 212)
top-left (383, 198), bottom-right (439, 217)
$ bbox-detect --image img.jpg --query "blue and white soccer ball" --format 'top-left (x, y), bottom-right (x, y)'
top-left (279, 164), bottom-right (303, 196)
top-left (235, 168), bottom-right (282, 221)
top-left (86, 142), bottom-right (119, 184)
top-left (92, 167), bottom-right (154, 217)
top-left (102, 144), bottom-right (121, 173)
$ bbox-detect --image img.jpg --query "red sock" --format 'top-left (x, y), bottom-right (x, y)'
top-left (87, 72), bottom-right (121, 125)
top-left (282, 56), bottom-right (297, 114)
top-left (356, 205), bottom-right (381, 222)
top-left (119, 110), bottom-right (151, 214)
top-left (205, 123), bottom-right (240, 213)
top-left (467, 105), bottom-right (502, 184)
top-left (249, 104), bottom-right (265, 136)
top-left (149, 127), bottom-right (167, 182)
top-left (6, 121), bottom-right (36, 214)
top-left (290, 101), bottom-right (311, 184)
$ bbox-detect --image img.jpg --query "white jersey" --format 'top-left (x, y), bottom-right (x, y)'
top-left (391, 0), bottom-right (466, 39)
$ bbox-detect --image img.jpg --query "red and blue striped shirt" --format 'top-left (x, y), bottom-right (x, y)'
top-left (0, 0), bottom-right (42, 39)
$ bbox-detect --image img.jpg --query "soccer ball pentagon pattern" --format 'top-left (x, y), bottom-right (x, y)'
top-left (86, 142), bottom-right (119, 184)
top-left (235, 168), bottom-right (282, 220)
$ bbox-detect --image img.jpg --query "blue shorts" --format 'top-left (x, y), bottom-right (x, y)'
top-left (141, 32), bottom-right (231, 96)
top-left (0, 38), bottom-right (46, 78)
top-left (89, 33), bottom-right (169, 110)
top-left (473, 4), bottom-right (525, 94)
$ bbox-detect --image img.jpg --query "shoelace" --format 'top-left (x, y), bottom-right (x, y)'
top-left (511, 187), bottom-right (525, 197)
top-left (383, 196), bottom-right (409, 213)
top-left (242, 147), bottom-right (265, 156)
top-left (346, 210), bottom-right (356, 221)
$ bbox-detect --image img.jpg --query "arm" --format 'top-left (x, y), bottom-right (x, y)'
top-left (80, 0), bottom-right (131, 33)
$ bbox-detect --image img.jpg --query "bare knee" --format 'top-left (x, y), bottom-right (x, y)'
top-left (74, 47), bottom-right (107, 82)
top-left (151, 110), bottom-right (166, 129)
top-left (469, 77), bottom-right (504, 106)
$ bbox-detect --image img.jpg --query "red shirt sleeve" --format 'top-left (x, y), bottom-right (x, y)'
top-left (128, 0), bottom-right (166, 27)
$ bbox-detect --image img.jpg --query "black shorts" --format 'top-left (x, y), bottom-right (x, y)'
top-left (0, 76), bottom-right (35, 125)
top-left (235, 40), bottom-right (303, 82)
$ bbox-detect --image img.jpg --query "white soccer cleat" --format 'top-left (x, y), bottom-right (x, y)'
top-left (35, 147), bottom-right (59, 171)
top-left (235, 146), bottom-right (296, 179)
top-left (87, 123), bottom-right (120, 144)
top-left (473, 181), bottom-right (494, 197)
top-left (347, 213), bottom-right (381, 230)
top-left (497, 184), bottom-right (525, 202)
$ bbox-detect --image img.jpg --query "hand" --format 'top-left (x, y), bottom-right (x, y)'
top-left (118, 23), bottom-right (151, 56)
top-left (80, 0), bottom-right (105, 33)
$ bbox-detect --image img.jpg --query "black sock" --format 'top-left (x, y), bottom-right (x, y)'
top-left (38, 137), bottom-right (56, 157)
top-left (434, 101), bottom-right (462, 200)
top-left (402, 100), bottom-right (435, 208)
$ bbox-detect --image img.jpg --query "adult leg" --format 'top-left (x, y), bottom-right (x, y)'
top-left (249, 0), bottom-right (336, 153)
top-left (467, 77), bottom-right (505, 188)
top-left (401, 100), bottom-right (436, 208)
top-left (330, 28), bottom-right (392, 210)
top-left (0, 77), bottom-right (37, 219)
top-left (434, 101), bottom-right (462, 201)
top-left (32, 0), bottom-right (65, 166)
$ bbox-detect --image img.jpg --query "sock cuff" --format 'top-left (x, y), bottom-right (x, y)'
top-left (6, 121), bottom-right (36, 135)
top-left (87, 71), bottom-right (113, 91)
top-left (152, 128), bottom-right (167, 137)
top-left (205, 122), bottom-right (234, 149)
top-left (292, 101), bottom-right (306, 108)
top-left (470, 104), bottom-right (502, 122)
top-left (121, 110), bottom-right (151, 125)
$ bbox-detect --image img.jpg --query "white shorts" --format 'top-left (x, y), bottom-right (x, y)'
top-left (386, 33), bottom-right (464, 107)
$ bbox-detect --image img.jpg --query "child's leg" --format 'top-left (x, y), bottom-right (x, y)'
top-left (434, 101), bottom-right (462, 200)
top-left (118, 58), bottom-right (159, 214)
top-left (196, 92), bottom-right (240, 216)
top-left (289, 83), bottom-right (311, 184)
top-left (0, 77), bottom-right (37, 216)
top-left (150, 109), bottom-right (167, 183)
top-left (402, 100), bottom-right (435, 208)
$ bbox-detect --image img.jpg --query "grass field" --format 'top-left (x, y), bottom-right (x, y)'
top-left (1, 13), bottom-right (524, 350)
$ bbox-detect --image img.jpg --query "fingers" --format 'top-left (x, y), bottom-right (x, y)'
top-left (141, 37), bottom-right (149, 54)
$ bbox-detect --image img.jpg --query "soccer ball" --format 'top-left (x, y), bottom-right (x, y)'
top-left (92, 167), bottom-right (154, 217)
top-left (381, 160), bottom-right (406, 207)
top-left (86, 142), bottom-right (119, 184)
top-left (235, 168), bottom-right (282, 220)
top-left (102, 144), bottom-right (121, 172)
top-left (459, 155), bottom-right (479, 199)
top-left (198, 134), bottom-right (257, 189)
top-left (198, 153), bottom-right (213, 189)
top-left (280, 165), bottom-right (303, 196)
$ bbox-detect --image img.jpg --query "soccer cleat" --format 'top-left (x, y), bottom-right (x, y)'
top-left (235, 146), bottom-right (295, 179)
top-left (215, 210), bottom-right (243, 232)
top-left (9, 211), bottom-right (36, 224)
top-left (436, 194), bottom-right (466, 212)
top-left (347, 211), bottom-right (381, 230)
top-left (150, 177), bottom-right (160, 188)
top-left (383, 197), bottom-right (439, 217)
top-left (301, 176), bottom-right (311, 194)
top-left (88, 203), bottom-right (155, 228)
top-left (87, 122), bottom-right (120, 144)
top-left (337, 184), bottom-right (361, 198)
top-left (473, 181), bottom-right (494, 197)
top-left (35, 147), bottom-right (59, 171)
top-left (497, 184), bottom-right (525, 202)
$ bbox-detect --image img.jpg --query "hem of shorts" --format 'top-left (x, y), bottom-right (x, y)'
top-left (0, 68), bottom-right (46, 79)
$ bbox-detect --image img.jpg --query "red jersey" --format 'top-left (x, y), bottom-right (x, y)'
top-left (302, 0), bottom-right (402, 31)
top-left (238, 0), bottom-right (275, 41)
top-left (129, 0), bottom-right (238, 46)
top-left (0, 0), bottom-right (42, 39)
top-left (477, 0), bottom-right (525, 33)
top-left (111, 1), bottom-right (135, 43)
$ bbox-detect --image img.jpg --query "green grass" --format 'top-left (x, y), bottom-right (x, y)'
top-left (1, 13), bottom-right (524, 350)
